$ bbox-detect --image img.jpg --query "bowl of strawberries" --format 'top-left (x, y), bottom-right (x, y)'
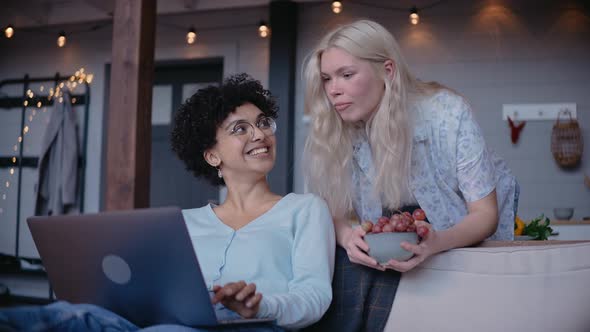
top-left (361, 209), bottom-right (429, 264)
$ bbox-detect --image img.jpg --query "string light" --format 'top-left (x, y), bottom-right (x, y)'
top-left (4, 25), bottom-right (14, 38)
top-left (409, 6), bottom-right (420, 25)
top-left (324, 2), bottom-right (438, 25)
top-left (186, 26), bottom-right (197, 45)
top-left (57, 31), bottom-right (66, 47)
top-left (5, 21), bottom-right (285, 48)
top-left (332, 1), bottom-right (343, 14)
top-left (258, 21), bottom-right (269, 38)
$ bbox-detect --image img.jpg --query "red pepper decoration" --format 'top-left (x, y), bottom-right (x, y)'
top-left (508, 116), bottom-right (526, 144)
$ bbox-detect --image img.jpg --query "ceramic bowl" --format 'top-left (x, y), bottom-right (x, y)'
top-left (553, 208), bottom-right (574, 220)
top-left (364, 232), bottom-right (419, 264)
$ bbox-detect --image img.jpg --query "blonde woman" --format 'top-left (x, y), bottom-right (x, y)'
top-left (302, 20), bottom-right (517, 331)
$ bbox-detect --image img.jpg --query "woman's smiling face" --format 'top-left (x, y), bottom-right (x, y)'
top-left (208, 103), bottom-right (277, 181)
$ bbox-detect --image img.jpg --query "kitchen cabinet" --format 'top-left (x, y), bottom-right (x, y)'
top-left (550, 220), bottom-right (590, 241)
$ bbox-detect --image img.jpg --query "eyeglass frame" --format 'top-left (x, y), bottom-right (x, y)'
top-left (224, 116), bottom-right (277, 140)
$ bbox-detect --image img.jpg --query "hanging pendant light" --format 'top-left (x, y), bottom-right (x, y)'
top-left (258, 21), bottom-right (269, 38)
top-left (57, 31), bottom-right (66, 47)
top-left (186, 26), bottom-right (196, 45)
top-left (332, 1), bottom-right (342, 14)
top-left (5, 25), bottom-right (14, 38)
top-left (409, 6), bottom-right (420, 25)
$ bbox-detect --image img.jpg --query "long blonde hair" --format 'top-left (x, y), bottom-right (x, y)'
top-left (303, 19), bottom-right (441, 218)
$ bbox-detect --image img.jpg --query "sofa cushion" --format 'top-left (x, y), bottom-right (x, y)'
top-left (385, 242), bottom-right (590, 332)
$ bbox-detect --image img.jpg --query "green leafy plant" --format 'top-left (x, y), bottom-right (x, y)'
top-left (524, 214), bottom-right (553, 240)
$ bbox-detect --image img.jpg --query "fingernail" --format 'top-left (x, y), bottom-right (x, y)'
top-left (246, 301), bottom-right (252, 308)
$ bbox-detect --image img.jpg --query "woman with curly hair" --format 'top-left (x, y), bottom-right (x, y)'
top-left (0, 74), bottom-right (335, 332)
top-left (169, 73), bottom-right (335, 330)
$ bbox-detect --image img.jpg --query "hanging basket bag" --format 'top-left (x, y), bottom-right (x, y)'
top-left (551, 110), bottom-right (583, 168)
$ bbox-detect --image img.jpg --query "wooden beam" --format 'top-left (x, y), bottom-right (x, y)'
top-left (104, 0), bottom-right (156, 210)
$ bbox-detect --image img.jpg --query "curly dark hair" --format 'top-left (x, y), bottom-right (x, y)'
top-left (170, 73), bottom-right (278, 186)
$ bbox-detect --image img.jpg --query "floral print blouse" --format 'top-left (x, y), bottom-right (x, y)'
top-left (351, 90), bottom-right (516, 240)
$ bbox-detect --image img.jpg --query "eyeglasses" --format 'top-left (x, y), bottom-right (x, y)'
top-left (227, 116), bottom-right (277, 140)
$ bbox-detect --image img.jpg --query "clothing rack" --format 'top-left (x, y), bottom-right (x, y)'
top-left (0, 73), bottom-right (90, 261)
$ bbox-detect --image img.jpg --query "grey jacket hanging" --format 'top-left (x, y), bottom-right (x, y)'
top-left (34, 91), bottom-right (79, 215)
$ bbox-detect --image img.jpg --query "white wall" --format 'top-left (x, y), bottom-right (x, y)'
top-left (0, 6), bottom-right (269, 258)
top-left (292, 0), bottom-right (590, 221)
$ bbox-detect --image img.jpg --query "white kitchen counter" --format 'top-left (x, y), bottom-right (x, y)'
top-left (551, 220), bottom-right (590, 240)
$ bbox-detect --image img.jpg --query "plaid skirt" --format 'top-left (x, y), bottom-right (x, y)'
top-left (304, 246), bottom-right (401, 332)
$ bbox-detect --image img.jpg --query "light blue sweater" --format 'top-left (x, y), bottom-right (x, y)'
top-left (182, 193), bottom-right (335, 330)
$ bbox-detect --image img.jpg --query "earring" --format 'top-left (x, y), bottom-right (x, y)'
top-left (217, 167), bottom-right (222, 178)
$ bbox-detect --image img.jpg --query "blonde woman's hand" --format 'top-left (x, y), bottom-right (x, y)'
top-left (383, 220), bottom-right (435, 272)
top-left (343, 226), bottom-right (386, 271)
top-left (212, 281), bottom-right (262, 318)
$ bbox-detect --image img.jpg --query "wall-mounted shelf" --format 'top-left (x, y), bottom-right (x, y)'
top-left (502, 103), bottom-right (576, 121)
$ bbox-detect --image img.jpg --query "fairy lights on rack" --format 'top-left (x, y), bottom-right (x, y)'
top-left (0, 68), bottom-right (94, 215)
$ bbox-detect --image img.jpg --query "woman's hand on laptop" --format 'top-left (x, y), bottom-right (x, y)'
top-left (212, 281), bottom-right (262, 318)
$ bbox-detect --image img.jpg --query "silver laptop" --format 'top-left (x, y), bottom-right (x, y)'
top-left (27, 207), bottom-right (274, 328)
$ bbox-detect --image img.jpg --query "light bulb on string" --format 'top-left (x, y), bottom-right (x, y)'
top-left (186, 26), bottom-right (197, 45)
top-left (57, 31), bottom-right (66, 47)
top-left (332, 1), bottom-right (342, 14)
top-left (409, 6), bottom-right (419, 25)
top-left (258, 21), bottom-right (269, 38)
top-left (5, 25), bottom-right (14, 38)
